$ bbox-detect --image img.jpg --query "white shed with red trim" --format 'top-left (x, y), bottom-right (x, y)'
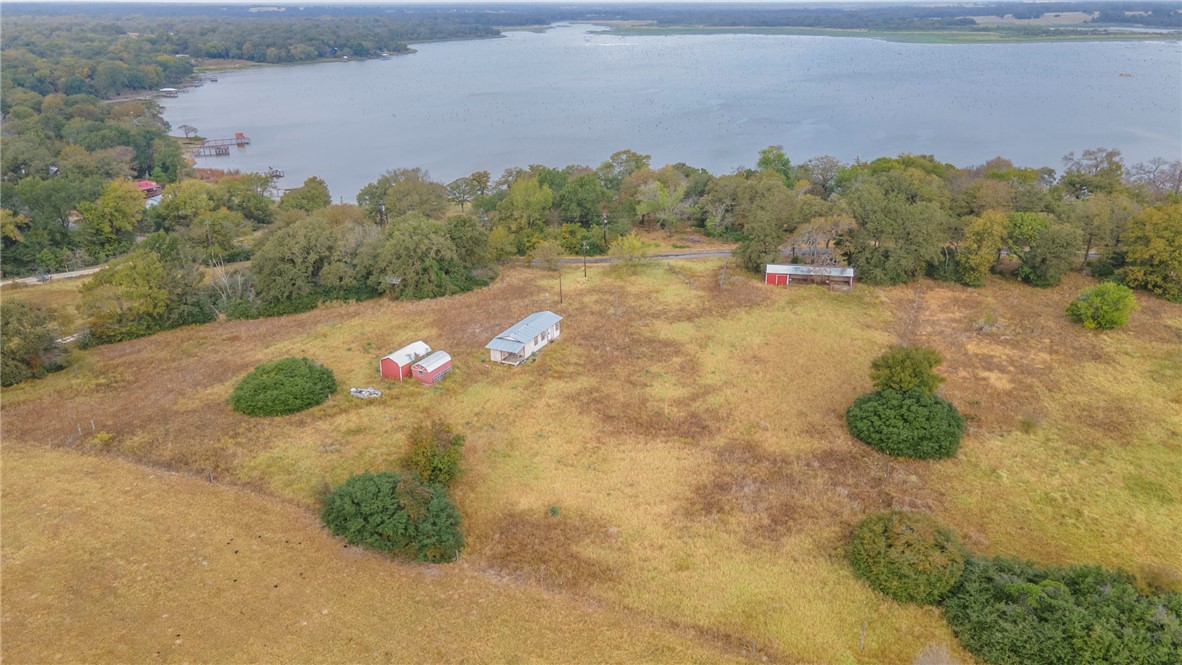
top-left (379, 341), bottom-right (431, 380)
top-left (411, 351), bottom-right (452, 385)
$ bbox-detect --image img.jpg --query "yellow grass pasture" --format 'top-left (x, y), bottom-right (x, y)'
top-left (3, 260), bottom-right (1179, 663)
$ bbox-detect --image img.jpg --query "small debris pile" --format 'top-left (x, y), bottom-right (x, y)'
top-left (349, 387), bottom-right (383, 399)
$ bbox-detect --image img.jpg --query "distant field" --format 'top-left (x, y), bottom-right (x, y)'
top-left (3, 260), bottom-right (1179, 663)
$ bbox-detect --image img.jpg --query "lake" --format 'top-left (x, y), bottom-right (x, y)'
top-left (161, 24), bottom-right (1182, 202)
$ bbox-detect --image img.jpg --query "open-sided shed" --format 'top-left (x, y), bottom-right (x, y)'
top-left (379, 341), bottom-right (431, 380)
top-left (765, 264), bottom-right (855, 289)
top-left (412, 351), bottom-right (452, 385)
top-left (486, 311), bottom-right (562, 365)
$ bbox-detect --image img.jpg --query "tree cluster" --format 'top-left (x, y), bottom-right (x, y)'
top-left (320, 471), bottom-right (464, 563)
top-left (0, 300), bottom-right (68, 387)
top-left (847, 511), bottom-right (968, 605)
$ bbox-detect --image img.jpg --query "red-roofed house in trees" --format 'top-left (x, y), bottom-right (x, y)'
top-left (136, 180), bottom-right (162, 198)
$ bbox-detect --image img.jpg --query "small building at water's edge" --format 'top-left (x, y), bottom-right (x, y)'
top-left (486, 311), bottom-right (562, 365)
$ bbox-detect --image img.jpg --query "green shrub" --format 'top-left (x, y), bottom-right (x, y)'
top-left (229, 357), bottom-right (336, 416)
top-left (320, 471), bottom-right (464, 563)
top-left (846, 389), bottom-right (964, 459)
top-left (944, 556), bottom-right (1182, 665)
top-left (869, 345), bottom-right (945, 394)
top-left (848, 511), bottom-right (967, 605)
top-left (404, 420), bottom-right (465, 487)
top-left (1066, 282), bottom-right (1137, 330)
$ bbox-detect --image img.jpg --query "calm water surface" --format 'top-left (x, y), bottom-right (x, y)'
top-left (162, 24), bottom-right (1182, 201)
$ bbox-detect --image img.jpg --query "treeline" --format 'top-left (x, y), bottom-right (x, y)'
top-left (3, 145), bottom-right (1180, 385)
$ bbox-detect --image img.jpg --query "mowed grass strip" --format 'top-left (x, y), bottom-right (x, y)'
top-left (0, 444), bottom-right (752, 664)
top-left (3, 262), bottom-right (1179, 663)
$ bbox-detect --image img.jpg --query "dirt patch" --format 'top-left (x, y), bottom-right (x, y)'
top-left (478, 509), bottom-right (620, 591)
top-left (687, 440), bottom-right (943, 546)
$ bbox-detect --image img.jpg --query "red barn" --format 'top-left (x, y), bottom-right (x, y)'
top-left (765, 264), bottom-right (855, 289)
top-left (411, 351), bottom-right (452, 385)
top-left (379, 341), bottom-right (431, 380)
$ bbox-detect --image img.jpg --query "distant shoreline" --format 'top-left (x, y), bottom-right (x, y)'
top-left (595, 23), bottom-right (1182, 45)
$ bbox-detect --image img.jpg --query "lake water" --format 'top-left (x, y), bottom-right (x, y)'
top-left (162, 24), bottom-right (1182, 202)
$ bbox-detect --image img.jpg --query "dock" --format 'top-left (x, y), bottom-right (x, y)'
top-left (188, 133), bottom-right (251, 157)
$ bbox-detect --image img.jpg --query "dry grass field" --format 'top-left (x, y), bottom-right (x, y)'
top-left (3, 260), bottom-right (1180, 663)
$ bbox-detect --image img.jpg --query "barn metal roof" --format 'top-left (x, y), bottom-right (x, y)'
top-left (766, 264), bottom-right (855, 277)
top-left (384, 341), bottom-right (431, 367)
top-left (485, 311), bottom-right (562, 352)
top-left (414, 350), bottom-right (451, 373)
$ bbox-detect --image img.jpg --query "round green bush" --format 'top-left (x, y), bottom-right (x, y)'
top-left (845, 389), bottom-right (964, 459)
top-left (848, 511), bottom-right (967, 605)
top-left (229, 357), bottom-right (336, 416)
top-left (320, 471), bottom-right (464, 563)
top-left (1066, 282), bottom-right (1136, 330)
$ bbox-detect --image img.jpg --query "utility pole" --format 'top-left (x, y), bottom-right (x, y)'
top-left (582, 240), bottom-right (588, 278)
top-left (601, 211), bottom-right (609, 246)
top-left (558, 262), bottom-right (563, 304)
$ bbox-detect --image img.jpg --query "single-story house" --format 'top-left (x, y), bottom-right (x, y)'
top-left (136, 180), bottom-right (162, 198)
top-left (486, 311), bottom-right (563, 365)
top-left (765, 264), bottom-right (855, 289)
top-left (379, 341), bottom-right (431, 380)
top-left (412, 351), bottom-right (453, 385)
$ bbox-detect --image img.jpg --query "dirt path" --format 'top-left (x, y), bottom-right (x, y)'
top-left (1, 265), bottom-right (104, 286)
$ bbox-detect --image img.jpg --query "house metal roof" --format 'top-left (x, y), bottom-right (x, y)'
top-left (384, 341), bottom-right (431, 367)
top-left (766, 264), bottom-right (855, 278)
top-left (413, 350), bottom-right (451, 373)
top-left (485, 311), bottom-right (562, 352)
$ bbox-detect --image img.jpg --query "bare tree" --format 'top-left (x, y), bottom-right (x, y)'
top-left (1126, 158), bottom-right (1182, 199)
top-left (178, 124), bottom-right (198, 139)
top-left (803, 155), bottom-right (846, 196)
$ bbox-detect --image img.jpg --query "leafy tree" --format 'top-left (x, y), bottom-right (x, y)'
top-left (0, 301), bottom-right (67, 386)
top-left (403, 420), bottom-right (465, 487)
top-left (497, 177), bottom-right (554, 233)
top-left (279, 176), bottom-right (331, 212)
top-left (1066, 283), bottom-right (1136, 330)
top-left (75, 178), bottom-right (142, 258)
top-left (636, 179), bottom-right (689, 235)
top-left (1120, 204), bottom-right (1182, 302)
top-left (842, 170), bottom-right (952, 284)
top-left (152, 179), bottom-right (215, 232)
top-left (848, 511), bottom-right (967, 605)
top-left (870, 345), bottom-right (945, 394)
top-left (1015, 223), bottom-right (1083, 287)
top-left (446, 176), bottom-right (478, 211)
top-left (1067, 193), bottom-right (1139, 271)
top-left (320, 471), bottom-right (463, 563)
top-left (372, 168), bottom-right (449, 219)
top-left (608, 231), bottom-right (651, 266)
top-left (531, 239), bottom-right (563, 270)
top-left (757, 144), bottom-right (796, 186)
top-left (184, 208), bottom-right (249, 263)
top-left (555, 172), bottom-right (610, 225)
top-left (229, 357), bottom-right (336, 416)
top-left (596, 149), bottom-right (651, 193)
top-left (362, 213), bottom-right (475, 300)
top-left (734, 209), bottom-right (785, 273)
top-left (251, 217), bottom-right (340, 309)
top-left (958, 210), bottom-right (1007, 286)
top-left (1059, 147), bottom-right (1125, 198)
top-left (845, 389), bottom-right (964, 459)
